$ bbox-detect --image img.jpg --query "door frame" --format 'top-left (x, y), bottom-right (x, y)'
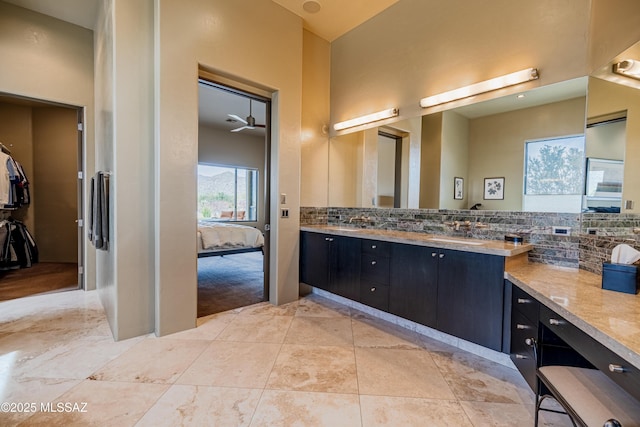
top-left (0, 91), bottom-right (85, 290)
top-left (196, 77), bottom-right (272, 301)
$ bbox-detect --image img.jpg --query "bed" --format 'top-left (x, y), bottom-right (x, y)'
top-left (197, 222), bottom-right (264, 257)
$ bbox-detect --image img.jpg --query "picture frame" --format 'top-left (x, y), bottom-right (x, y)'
top-left (454, 177), bottom-right (464, 200)
top-left (484, 177), bottom-right (505, 200)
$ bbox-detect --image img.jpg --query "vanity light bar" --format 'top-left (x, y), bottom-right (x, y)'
top-left (333, 108), bottom-right (399, 131)
top-left (613, 59), bottom-right (640, 80)
top-left (419, 68), bottom-right (539, 108)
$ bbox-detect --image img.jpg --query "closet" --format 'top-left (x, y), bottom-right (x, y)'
top-left (0, 95), bottom-right (82, 301)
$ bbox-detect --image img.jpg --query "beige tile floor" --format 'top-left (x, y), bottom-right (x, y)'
top-left (0, 289), bottom-right (573, 426)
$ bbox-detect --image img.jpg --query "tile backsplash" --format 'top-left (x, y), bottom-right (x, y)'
top-left (300, 207), bottom-right (640, 274)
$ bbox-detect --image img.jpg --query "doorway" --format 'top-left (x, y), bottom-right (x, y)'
top-left (0, 93), bottom-right (84, 301)
top-left (377, 131), bottom-right (403, 208)
top-left (196, 79), bottom-right (271, 317)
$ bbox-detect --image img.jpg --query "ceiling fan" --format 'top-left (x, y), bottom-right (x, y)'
top-left (228, 99), bottom-right (265, 132)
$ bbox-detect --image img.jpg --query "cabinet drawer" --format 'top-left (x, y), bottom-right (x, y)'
top-left (360, 283), bottom-right (389, 312)
top-left (540, 305), bottom-right (640, 401)
top-left (361, 240), bottom-right (391, 256)
top-left (512, 285), bottom-right (539, 324)
top-left (510, 310), bottom-right (538, 391)
top-left (361, 254), bottom-right (390, 285)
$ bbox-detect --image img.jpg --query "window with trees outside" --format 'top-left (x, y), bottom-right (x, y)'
top-left (522, 135), bottom-right (586, 213)
top-left (197, 164), bottom-right (258, 222)
top-left (524, 135), bottom-right (585, 196)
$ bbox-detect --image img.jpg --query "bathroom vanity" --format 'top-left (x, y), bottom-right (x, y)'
top-left (300, 225), bottom-right (640, 402)
top-left (300, 225), bottom-right (531, 351)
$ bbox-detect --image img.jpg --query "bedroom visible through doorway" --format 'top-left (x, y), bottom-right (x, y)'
top-left (196, 79), bottom-right (270, 317)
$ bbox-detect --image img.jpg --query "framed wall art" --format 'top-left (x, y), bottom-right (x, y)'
top-left (454, 177), bottom-right (464, 200)
top-left (484, 177), bottom-right (504, 200)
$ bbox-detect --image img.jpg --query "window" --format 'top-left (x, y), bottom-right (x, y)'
top-left (524, 135), bottom-right (585, 195)
top-left (197, 164), bottom-right (258, 221)
top-left (523, 135), bottom-right (585, 213)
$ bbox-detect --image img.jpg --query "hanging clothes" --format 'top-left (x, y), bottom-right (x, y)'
top-left (0, 153), bottom-right (31, 209)
top-left (0, 218), bottom-right (38, 270)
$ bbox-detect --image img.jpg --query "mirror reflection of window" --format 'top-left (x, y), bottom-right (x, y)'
top-left (583, 116), bottom-right (626, 212)
top-left (523, 135), bottom-right (585, 213)
top-left (197, 164), bottom-right (258, 221)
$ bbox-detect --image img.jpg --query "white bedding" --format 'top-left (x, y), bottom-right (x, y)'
top-left (198, 223), bottom-right (264, 251)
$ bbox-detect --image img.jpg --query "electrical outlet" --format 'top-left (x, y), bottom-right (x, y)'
top-left (552, 226), bottom-right (571, 235)
top-left (281, 208), bottom-right (289, 218)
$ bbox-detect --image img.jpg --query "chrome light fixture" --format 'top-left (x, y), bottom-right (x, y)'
top-left (612, 59), bottom-right (640, 80)
top-left (419, 68), bottom-right (539, 108)
top-left (333, 108), bottom-right (399, 131)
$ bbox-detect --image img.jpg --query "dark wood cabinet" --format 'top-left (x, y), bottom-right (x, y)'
top-left (301, 231), bottom-right (506, 352)
top-left (360, 240), bottom-right (391, 311)
top-left (299, 231), bottom-right (360, 300)
top-left (300, 231), bottom-right (330, 290)
top-left (436, 249), bottom-right (505, 351)
top-left (509, 284), bottom-right (540, 391)
top-left (389, 243), bottom-right (438, 328)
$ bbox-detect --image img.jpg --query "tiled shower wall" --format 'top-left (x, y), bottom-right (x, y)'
top-left (300, 208), bottom-right (640, 274)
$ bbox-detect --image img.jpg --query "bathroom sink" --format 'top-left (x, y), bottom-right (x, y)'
top-left (427, 237), bottom-right (485, 246)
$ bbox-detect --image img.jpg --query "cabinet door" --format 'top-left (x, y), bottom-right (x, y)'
top-left (389, 243), bottom-right (438, 328)
top-left (299, 232), bottom-right (330, 291)
top-left (329, 235), bottom-right (361, 300)
top-left (437, 249), bottom-right (504, 351)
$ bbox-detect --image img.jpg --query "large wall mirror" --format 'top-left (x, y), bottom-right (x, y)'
top-left (327, 39), bottom-right (640, 214)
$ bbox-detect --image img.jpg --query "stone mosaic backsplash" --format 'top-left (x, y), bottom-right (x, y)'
top-left (300, 207), bottom-right (640, 273)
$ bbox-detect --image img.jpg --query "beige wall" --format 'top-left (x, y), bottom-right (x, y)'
top-left (331, 0), bottom-right (591, 135)
top-left (156, 0), bottom-right (303, 335)
top-left (0, 1), bottom-right (94, 288)
top-left (589, 0), bottom-right (640, 72)
top-left (467, 97), bottom-right (587, 210)
top-left (420, 113), bottom-right (442, 208)
top-left (300, 30), bottom-right (330, 207)
top-left (440, 111), bottom-right (469, 210)
top-left (32, 107), bottom-right (78, 263)
top-left (328, 132), bottom-right (360, 207)
top-left (94, 0), bottom-right (155, 340)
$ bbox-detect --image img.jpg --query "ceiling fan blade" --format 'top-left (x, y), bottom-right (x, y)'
top-left (228, 114), bottom-right (248, 125)
top-left (254, 124), bottom-right (266, 128)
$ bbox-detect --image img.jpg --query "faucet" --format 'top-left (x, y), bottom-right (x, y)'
top-left (444, 220), bottom-right (471, 231)
top-left (349, 215), bottom-right (370, 224)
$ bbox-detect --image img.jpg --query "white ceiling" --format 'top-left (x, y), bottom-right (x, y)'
top-left (199, 84), bottom-right (267, 136)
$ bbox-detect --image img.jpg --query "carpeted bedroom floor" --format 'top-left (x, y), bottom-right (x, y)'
top-left (197, 252), bottom-right (265, 317)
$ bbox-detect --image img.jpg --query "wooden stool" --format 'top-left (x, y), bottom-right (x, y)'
top-left (535, 365), bottom-right (640, 427)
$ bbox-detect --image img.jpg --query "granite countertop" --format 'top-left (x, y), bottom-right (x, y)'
top-left (301, 225), bottom-right (533, 257)
top-left (505, 263), bottom-right (640, 370)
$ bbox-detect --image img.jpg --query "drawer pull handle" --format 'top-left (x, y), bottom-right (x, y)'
top-left (370, 287), bottom-right (376, 292)
top-left (517, 298), bottom-right (530, 304)
top-left (609, 364), bottom-right (626, 373)
top-left (371, 261), bottom-right (377, 265)
top-left (431, 252), bottom-right (437, 257)
top-left (549, 318), bottom-right (564, 326)
top-left (525, 338), bottom-right (536, 347)
top-left (325, 237), bottom-right (334, 242)
top-left (516, 324), bottom-right (528, 330)
top-left (515, 354), bottom-right (528, 359)
top-left (371, 245), bottom-right (377, 249)
top-left (439, 253), bottom-right (445, 259)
